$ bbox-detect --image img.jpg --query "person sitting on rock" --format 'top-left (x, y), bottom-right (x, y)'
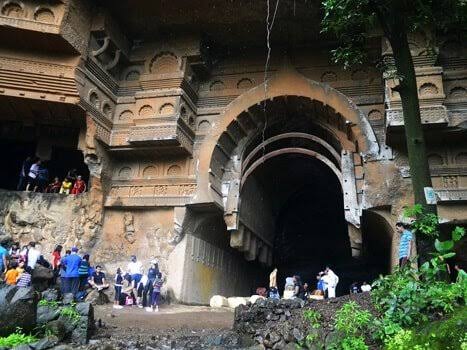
top-left (4, 261), bottom-right (19, 285)
top-left (16, 266), bottom-right (32, 287)
top-left (59, 177), bottom-right (73, 194)
top-left (268, 286), bottom-right (280, 299)
top-left (121, 274), bottom-right (135, 306)
top-left (71, 175), bottom-right (86, 195)
top-left (45, 177), bottom-right (62, 193)
top-left (89, 265), bottom-right (109, 291)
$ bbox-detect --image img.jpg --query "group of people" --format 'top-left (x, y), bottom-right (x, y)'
top-left (266, 267), bottom-right (340, 301)
top-left (0, 242), bottom-right (165, 313)
top-left (17, 157), bottom-right (86, 194)
top-left (1, 241), bottom-right (44, 288)
top-left (112, 255), bottom-right (164, 312)
top-left (350, 281), bottom-right (372, 294)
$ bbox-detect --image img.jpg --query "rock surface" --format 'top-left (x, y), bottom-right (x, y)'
top-left (0, 285), bottom-right (37, 336)
top-left (210, 295), bottom-right (229, 308)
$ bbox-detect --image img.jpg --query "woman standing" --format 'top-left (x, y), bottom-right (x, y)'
top-left (113, 268), bottom-right (124, 309)
top-left (51, 245), bottom-right (62, 283)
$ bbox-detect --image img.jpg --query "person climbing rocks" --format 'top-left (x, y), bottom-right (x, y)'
top-left (4, 261), bottom-right (19, 285)
top-left (396, 222), bottom-right (413, 268)
top-left (71, 175), bottom-right (86, 194)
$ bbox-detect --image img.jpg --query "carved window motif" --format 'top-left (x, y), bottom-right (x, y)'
top-left (198, 120), bottom-right (211, 132)
top-left (159, 103), bottom-right (174, 115)
top-left (455, 152), bottom-right (467, 165)
top-left (102, 103), bottom-right (112, 117)
top-left (34, 8), bottom-right (55, 23)
top-left (419, 83), bottom-right (439, 96)
top-left (427, 153), bottom-right (444, 167)
top-left (125, 70), bottom-right (140, 81)
top-left (442, 176), bottom-right (458, 188)
top-left (2, 2), bottom-right (23, 17)
top-left (119, 110), bottom-right (134, 121)
top-left (118, 167), bottom-right (132, 179)
top-left (237, 78), bottom-right (253, 89)
top-left (180, 106), bottom-right (188, 120)
top-left (167, 165), bottom-right (182, 176)
top-left (449, 87), bottom-right (467, 99)
top-left (320, 71), bottom-right (337, 82)
top-left (150, 52), bottom-right (178, 74)
top-left (89, 92), bottom-right (100, 109)
top-left (367, 109), bottom-right (382, 121)
top-left (139, 105), bottom-right (154, 118)
top-left (209, 80), bottom-right (225, 91)
top-left (188, 116), bottom-right (195, 127)
top-left (142, 166), bottom-right (158, 178)
top-left (351, 69), bottom-right (367, 81)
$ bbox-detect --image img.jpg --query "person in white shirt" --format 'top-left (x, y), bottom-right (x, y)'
top-left (324, 267), bottom-right (339, 298)
top-left (25, 159), bottom-right (41, 191)
top-left (127, 255), bottom-right (143, 285)
top-left (360, 281), bottom-right (372, 292)
top-left (27, 241), bottom-right (41, 270)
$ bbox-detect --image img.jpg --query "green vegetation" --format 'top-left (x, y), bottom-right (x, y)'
top-left (0, 328), bottom-right (37, 348)
top-left (38, 299), bottom-right (60, 308)
top-left (302, 206), bottom-right (466, 349)
top-left (59, 303), bottom-right (81, 325)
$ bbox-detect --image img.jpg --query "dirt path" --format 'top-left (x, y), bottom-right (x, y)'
top-left (94, 304), bottom-right (235, 331)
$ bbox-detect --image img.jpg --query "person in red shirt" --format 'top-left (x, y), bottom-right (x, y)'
top-left (71, 175), bottom-right (86, 195)
top-left (51, 244), bottom-right (62, 283)
top-left (45, 177), bottom-right (62, 193)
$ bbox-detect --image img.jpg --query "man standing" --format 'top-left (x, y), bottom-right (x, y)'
top-left (61, 246), bottom-right (82, 297)
top-left (127, 255), bottom-right (143, 284)
top-left (396, 222), bottom-right (413, 267)
top-left (324, 267), bottom-right (339, 298)
top-left (17, 156), bottom-right (32, 191)
top-left (27, 242), bottom-right (41, 270)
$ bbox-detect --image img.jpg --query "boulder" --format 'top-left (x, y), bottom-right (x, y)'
top-left (0, 285), bottom-right (37, 336)
top-left (249, 295), bottom-right (266, 304)
top-left (30, 336), bottom-right (59, 350)
top-left (44, 320), bottom-right (67, 341)
top-left (228, 297), bottom-right (249, 309)
top-left (41, 288), bottom-right (59, 302)
top-left (37, 305), bottom-right (61, 324)
top-left (84, 289), bottom-right (110, 305)
top-left (32, 265), bottom-right (54, 291)
top-left (61, 293), bottom-right (74, 305)
top-left (210, 295), bottom-right (229, 308)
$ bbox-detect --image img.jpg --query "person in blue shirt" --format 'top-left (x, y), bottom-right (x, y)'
top-left (61, 246), bottom-right (82, 297)
top-left (396, 222), bottom-right (413, 268)
top-left (0, 244), bottom-right (8, 274)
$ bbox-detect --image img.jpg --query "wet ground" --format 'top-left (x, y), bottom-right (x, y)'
top-left (79, 304), bottom-right (255, 350)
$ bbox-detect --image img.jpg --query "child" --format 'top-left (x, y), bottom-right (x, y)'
top-left (46, 177), bottom-right (62, 193)
top-left (113, 268), bottom-right (124, 309)
top-left (16, 260), bottom-right (25, 275)
top-left (149, 272), bottom-right (163, 312)
top-left (71, 175), bottom-right (86, 195)
top-left (17, 266), bottom-right (32, 287)
top-left (4, 262), bottom-right (19, 285)
top-left (59, 177), bottom-right (73, 194)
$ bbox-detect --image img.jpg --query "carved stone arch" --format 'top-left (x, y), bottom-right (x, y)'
top-left (449, 86), bottom-right (467, 99)
top-left (209, 80), bottom-right (225, 91)
top-left (118, 166), bottom-right (132, 179)
top-left (159, 103), bottom-right (175, 115)
top-left (34, 6), bottom-right (55, 22)
top-left (419, 82), bottom-right (439, 96)
top-left (88, 90), bottom-right (100, 109)
top-left (142, 165), bottom-right (158, 178)
top-left (237, 78), bottom-right (254, 89)
top-left (455, 152), bottom-right (467, 164)
top-left (1, 1), bottom-right (24, 17)
top-left (118, 110), bottom-right (134, 121)
top-left (428, 153), bottom-right (444, 166)
top-left (148, 51), bottom-right (179, 74)
top-left (102, 101), bottom-right (112, 118)
top-left (194, 67), bottom-right (379, 205)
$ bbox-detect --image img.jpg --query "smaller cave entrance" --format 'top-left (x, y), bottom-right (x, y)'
top-left (0, 96), bottom-right (90, 191)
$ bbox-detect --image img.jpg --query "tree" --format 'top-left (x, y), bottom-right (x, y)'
top-left (320, 0), bottom-right (467, 262)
